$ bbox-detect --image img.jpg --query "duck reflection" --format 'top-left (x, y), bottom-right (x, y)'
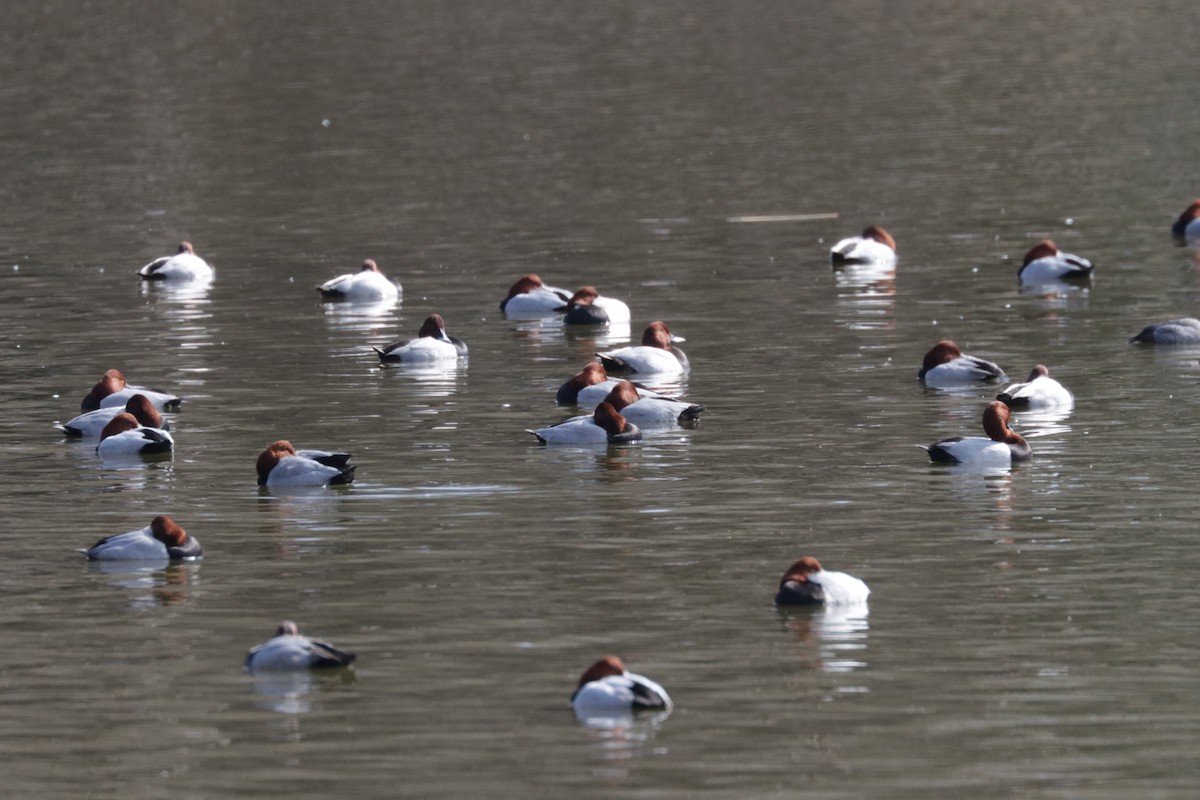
top-left (255, 489), bottom-right (354, 547)
top-left (139, 276), bottom-right (213, 304)
top-left (1018, 281), bottom-right (1090, 318)
top-left (573, 706), bottom-right (672, 766)
top-left (564, 321), bottom-right (632, 353)
top-left (834, 261), bottom-right (896, 332)
top-left (250, 667), bottom-right (356, 715)
top-left (377, 361), bottom-right (464, 398)
top-left (505, 319), bottom-right (633, 357)
top-left (85, 561), bottom-right (199, 607)
top-left (93, 455), bottom-right (173, 491)
top-left (777, 603), bottom-right (870, 674)
top-left (322, 297), bottom-right (401, 335)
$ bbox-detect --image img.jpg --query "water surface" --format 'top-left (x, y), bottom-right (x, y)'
top-left (3, 2), bottom-right (1200, 798)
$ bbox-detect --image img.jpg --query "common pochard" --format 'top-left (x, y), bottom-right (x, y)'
top-left (571, 656), bottom-right (671, 716)
top-left (82, 515), bottom-right (201, 561)
top-left (245, 621), bottom-right (356, 672)
top-left (61, 394), bottom-right (166, 438)
top-left (829, 225), bottom-right (897, 265)
top-left (597, 321), bottom-right (689, 375)
top-left (1171, 199), bottom-right (1200, 244)
top-left (256, 440), bottom-right (356, 487)
top-left (317, 259), bottom-right (400, 302)
top-left (1017, 240), bottom-right (1094, 285)
top-left (80, 369), bottom-right (182, 412)
top-left (499, 274), bottom-right (572, 315)
top-left (1129, 317), bottom-right (1200, 345)
top-left (774, 557), bottom-right (870, 606)
top-left (96, 412), bottom-right (173, 457)
top-left (555, 363), bottom-right (662, 406)
top-left (374, 314), bottom-right (468, 362)
top-left (925, 400), bottom-right (1031, 467)
top-left (600, 380), bottom-right (704, 426)
top-left (138, 241), bottom-right (214, 282)
top-left (918, 340), bottom-right (1006, 386)
top-left (529, 401), bottom-right (642, 445)
top-left (997, 365), bottom-right (1073, 410)
top-left (561, 286), bottom-right (632, 325)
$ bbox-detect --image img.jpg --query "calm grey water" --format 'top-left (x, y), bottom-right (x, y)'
top-left (3, 2), bottom-right (1200, 797)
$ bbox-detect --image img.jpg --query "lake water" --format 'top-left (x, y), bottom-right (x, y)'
top-left (3, 2), bottom-right (1200, 797)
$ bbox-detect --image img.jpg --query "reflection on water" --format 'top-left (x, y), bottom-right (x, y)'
top-left (507, 319), bottom-right (634, 357)
top-left (1010, 407), bottom-right (1073, 441)
top-left (573, 707), bottom-right (672, 774)
top-left (835, 262), bottom-right (897, 332)
top-left (255, 485), bottom-right (355, 540)
top-left (321, 296), bottom-right (402, 334)
top-left (778, 604), bottom-right (871, 675)
top-left (6, 2), bottom-right (1200, 797)
top-left (85, 561), bottom-right (199, 608)
top-left (248, 668), bottom-right (356, 718)
top-left (375, 360), bottom-right (464, 398)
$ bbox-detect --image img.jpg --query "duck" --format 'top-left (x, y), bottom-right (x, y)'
top-left (96, 412), bottom-right (173, 457)
top-left (555, 363), bottom-right (663, 406)
top-left (61, 394), bottom-right (167, 438)
top-left (316, 259), bottom-right (400, 302)
top-left (1017, 239), bottom-right (1094, 285)
top-left (774, 556), bottom-right (870, 606)
top-left (597, 321), bottom-right (689, 375)
top-left (829, 225), bottom-right (897, 265)
top-left (138, 241), bottom-right (214, 282)
top-left (1171, 199), bottom-right (1200, 244)
top-left (1129, 317), bottom-right (1200, 345)
top-left (499, 273), bottom-right (571, 315)
top-left (256, 440), bottom-right (356, 487)
top-left (529, 401), bottom-right (642, 445)
top-left (600, 380), bottom-right (704, 427)
top-left (996, 365), bottom-right (1074, 410)
top-left (244, 621), bottom-right (356, 672)
top-left (925, 400), bottom-right (1031, 467)
top-left (374, 314), bottom-right (468, 363)
top-left (917, 339), bottom-right (1006, 386)
top-left (81, 515), bottom-right (201, 561)
top-left (571, 655), bottom-right (671, 716)
top-left (560, 286), bottom-right (632, 325)
top-left (80, 369), bottom-right (182, 412)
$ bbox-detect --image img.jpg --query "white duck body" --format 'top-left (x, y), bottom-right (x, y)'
top-left (138, 242), bottom-right (214, 282)
top-left (572, 672), bottom-right (672, 715)
top-left (926, 401), bottom-right (1031, 467)
top-left (599, 380), bottom-right (704, 427)
top-left (500, 274), bottom-right (572, 316)
top-left (82, 517), bottom-right (201, 561)
top-left (1129, 317), bottom-right (1200, 345)
top-left (1017, 240), bottom-right (1093, 285)
top-left (529, 402), bottom-right (642, 445)
top-left (374, 314), bottom-right (468, 363)
top-left (95, 413), bottom-right (174, 457)
top-left (774, 558), bottom-right (870, 606)
top-left (378, 336), bottom-right (462, 363)
top-left (597, 322), bottom-right (689, 376)
top-left (829, 225), bottom-right (897, 265)
top-left (262, 456), bottom-right (351, 487)
top-left (570, 656), bottom-right (672, 717)
top-left (245, 622), bottom-right (356, 672)
top-left (96, 386), bottom-right (182, 411)
top-left (918, 340), bottom-right (1006, 386)
top-left (317, 259), bottom-right (400, 302)
top-left (61, 394), bottom-right (167, 438)
top-left (997, 365), bottom-right (1073, 410)
top-left (575, 380), bottom-right (661, 407)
